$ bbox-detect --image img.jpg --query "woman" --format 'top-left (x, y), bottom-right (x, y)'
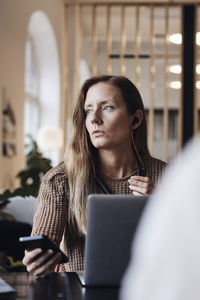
top-left (23, 75), bottom-right (166, 276)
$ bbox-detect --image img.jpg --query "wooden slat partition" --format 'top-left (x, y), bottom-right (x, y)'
top-left (194, 5), bottom-right (199, 136)
top-left (178, 6), bottom-right (183, 152)
top-left (135, 5), bottom-right (141, 89)
top-left (198, 6), bottom-right (200, 133)
top-left (120, 5), bottom-right (126, 75)
top-left (106, 5), bottom-right (112, 75)
top-left (163, 5), bottom-right (169, 161)
top-left (91, 5), bottom-right (97, 75)
top-left (62, 2), bottom-right (198, 160)
top-left (74, 4), bottom-right (82, 100)
top-left (148, 5), bottom-right (155, 154)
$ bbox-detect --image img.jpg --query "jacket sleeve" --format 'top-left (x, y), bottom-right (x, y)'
top-left (31, 164), bottom-right (68, 247)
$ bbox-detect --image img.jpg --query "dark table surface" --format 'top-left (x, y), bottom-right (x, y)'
top-left (0, 272), bottom-right (120, 300)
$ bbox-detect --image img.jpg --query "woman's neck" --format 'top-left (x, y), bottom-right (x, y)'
top-left (97, 148), bottom-right (137, 179)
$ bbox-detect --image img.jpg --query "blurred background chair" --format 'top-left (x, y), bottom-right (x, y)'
top-left (0, 196), bottom-right (36, 263)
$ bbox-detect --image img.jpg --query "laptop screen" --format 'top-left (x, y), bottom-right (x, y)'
top-left (81, 194), bottom-right (148, 286)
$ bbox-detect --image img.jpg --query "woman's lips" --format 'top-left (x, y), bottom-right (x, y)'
top-left (92, 130), bottom-right (105, 136)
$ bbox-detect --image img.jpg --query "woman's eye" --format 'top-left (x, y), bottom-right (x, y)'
top-left (103, 105), bottom-right (113, 111)
top-left (85, 109), bottom-right (92, 115)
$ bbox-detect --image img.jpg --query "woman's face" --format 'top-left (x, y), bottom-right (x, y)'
top-left (84, 82), bottom-right (134, 150)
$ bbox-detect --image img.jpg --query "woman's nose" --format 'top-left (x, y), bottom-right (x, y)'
top-left (91, 110), bottom-right (102, 124)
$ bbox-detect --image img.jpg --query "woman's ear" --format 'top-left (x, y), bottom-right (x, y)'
top-left (132, 109), bottom-right (143, 130)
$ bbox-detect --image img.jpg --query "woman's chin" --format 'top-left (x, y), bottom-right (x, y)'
top-left (93, 143), bottom-right (104, 149)
top-left (92, 142), bottom-right (114, 150)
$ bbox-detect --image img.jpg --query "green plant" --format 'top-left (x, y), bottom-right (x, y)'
top-left (0, 136), bottom-right (52, 200)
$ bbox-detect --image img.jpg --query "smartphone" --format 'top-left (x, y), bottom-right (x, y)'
top-left (19, 235), bottom-right (68, 264)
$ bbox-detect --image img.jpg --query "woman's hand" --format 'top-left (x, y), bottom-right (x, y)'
top-left (128, 176), bottom-right (154, 196)
top-left (22, 248), bottom-right (62, 277)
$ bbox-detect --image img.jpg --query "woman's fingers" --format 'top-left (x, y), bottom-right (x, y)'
top-left (26, 249), bottom-right (54, 273)
top-left (32, 251), bottom-right (62, 277)
top-left (129, 176), bottom-right (149, 185)
top-left (22, 248), bottom-right (43, 266)
top-left (131, 190), bottom-right (143, 196)
top-left (128, 176), bottom-right (154, 195)
top-left (129, 185), bottom-right (145, 195)
top-left (23, 248), bottom-right (62, 277)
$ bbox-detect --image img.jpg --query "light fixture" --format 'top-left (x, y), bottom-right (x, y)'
top-left (169, 65), bottom-right (182, 74)
top-left (196, 64), bottom-right (200, 75)
top-left (169, 33), bottom-right (182, 45)
top-left (169, 80), bottom-right (200, 89)
top-left (169, 32), bottom-right (200, 45)
top-left (197, 32), bottom-right (200, 46)
top-left (169, 64), bottom-right (200, 74)
top-left (37, 126), bottom-right (63, 152)
top-left (196, 81), bottom-right (200, 89)
top-left (169, 81), bottom-right (181, 89)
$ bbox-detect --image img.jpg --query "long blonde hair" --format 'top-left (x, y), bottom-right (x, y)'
top-left (65, 75), bottom-right (150, 236)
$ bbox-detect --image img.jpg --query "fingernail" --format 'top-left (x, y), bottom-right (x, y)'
top-left (36, 248), bottom-right (43, 254)
top-left (48, 249), bottom-right (54, 255)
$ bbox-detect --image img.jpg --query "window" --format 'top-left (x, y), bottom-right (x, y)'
top-left (24, 36), bottom-right (40, 142)
top-left (24, 11), bottom-right (61, 166)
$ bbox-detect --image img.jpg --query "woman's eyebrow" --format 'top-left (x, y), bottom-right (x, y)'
top-left (84, 100), bottom-right (112, 109)
top-left (84, 104), bottom-right (93, 110)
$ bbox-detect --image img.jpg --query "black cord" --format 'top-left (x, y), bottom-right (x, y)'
top-left (96, 162), bottom-right (145, 194)
top-left (96, 177), bottom-right (110, 194)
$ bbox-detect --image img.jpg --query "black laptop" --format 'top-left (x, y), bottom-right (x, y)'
top-left (76, 194), bottom-right (148, 286)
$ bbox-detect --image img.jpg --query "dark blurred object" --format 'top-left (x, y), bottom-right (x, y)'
top-left (0, 200), bottom-right (10, 209)
top-left (0, 220), bottom-right (32, 262)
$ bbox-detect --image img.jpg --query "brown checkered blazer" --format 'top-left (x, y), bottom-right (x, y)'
top-left (32, 157), bottom-right (166, 271)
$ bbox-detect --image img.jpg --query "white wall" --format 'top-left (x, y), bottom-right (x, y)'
top-left (0, 0), bottom-right (64, 191)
